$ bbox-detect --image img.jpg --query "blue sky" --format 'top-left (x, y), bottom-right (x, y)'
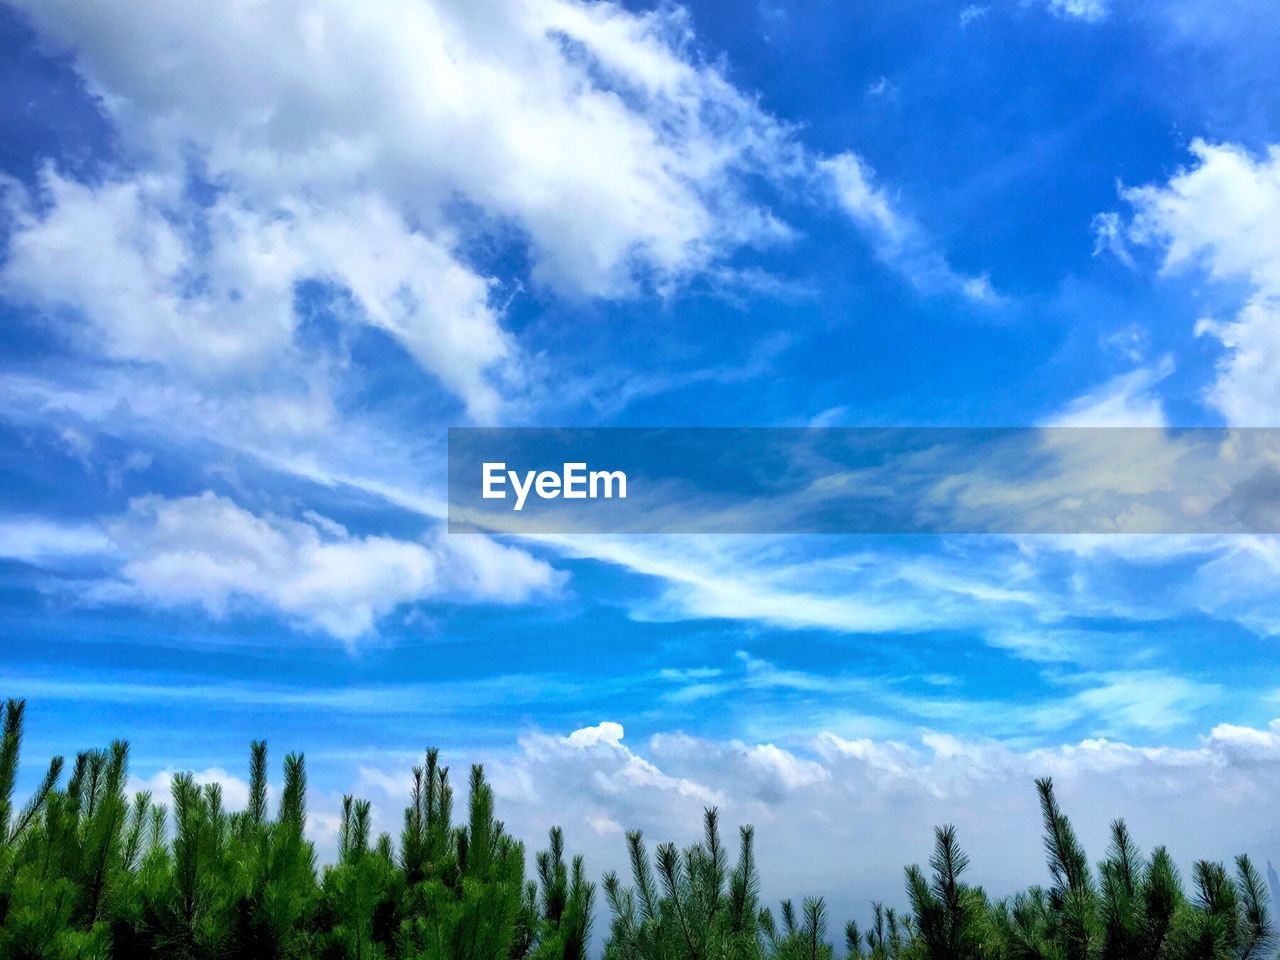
top-left (2, 0), bottom-right (1280, 920)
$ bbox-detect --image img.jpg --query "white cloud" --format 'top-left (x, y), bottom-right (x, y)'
top-left (1100, 323), bottom-right (1150, 363)
top-left (739, 741), bottom-right (831, 791)
top-left (1031, 670), bottom-right (1221, 734)
top-left (0, 368), bottom-right (451, 525)
top-left (3, 172), bottom-right (291, 373)
top-left (534, 523), bottom-right (1280, 669)
top-left (10, 0), bottom-right (799, 301)
top-left (1091, 210), bottom-right (1134, 266)
top-left (0, 0), bottom-right (1003, 539)
top-left (585, 814), bottom-right (624, 835)
top-left (514, 722), bottom-right (724, 816)
top-left (563, 720), bottom-right (626, 749)
top-left (1014, 532), bottom-right (1280, 638)
top-left (0, 517), bottom-right (112, 562)
top-left (96, 492), bottom-right (562, 643)
top-left (128, 766), bottom-right (251, 811)
top-left (959, 0), bottom-right (1105, 29)
top-left (1125, 141), bottom-right (1280, 294)
top-left (684, 651), bottom-right (1218, 738)
top-left (1111, 140), bottom-right (1280, 425)
top-left (341, 717), bottom-right (1280, 925)
top-left (2, 169), bottom-right (513, 421)
top-left (544, 534), bottom-right (1045, 635)
top-left (865, 76), bottom-right (894, 97)
top-left (1047, 0), bottom-right (1108, 22)
top-left (1196, 298), bottom-right (1280, 427)
top-left (1045, 356), bottom-right (1173, 427)
top-left (822, 154), bottom-right (908, 249)
top-left (821, 153), bottom-right (1003, 303)
top-left (107, 450), bottom-right (154, 491)
top-left (1187, 534), bottom-right (1280, 636)
top-left (5, 0), bottom-right (994, 354)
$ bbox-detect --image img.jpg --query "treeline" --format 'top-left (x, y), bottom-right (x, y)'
top-left (0, 699), bottom-right (1273, 960)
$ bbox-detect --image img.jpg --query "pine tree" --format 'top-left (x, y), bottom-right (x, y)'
top-left (905, 824), bottom-right (994, 960)
top-left (1036, 776), bottom-right (1098, 960)
top-left (603, 808), bottom-right (772, 960)
top-left (1, 699), bottom-right (1278, 960)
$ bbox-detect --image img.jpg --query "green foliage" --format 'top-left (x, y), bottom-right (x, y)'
top-left (0, 699), bottom-right (589, 960)
top-left (0, 700), bottom-right (1276, 960)
top-left (904, 824), bottom-right (996, 960)
top-left (602, 808), bottom-right (765, 960)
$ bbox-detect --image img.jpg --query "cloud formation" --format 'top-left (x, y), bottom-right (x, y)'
top-left (1108, 140), bottom-right (1280, 425)
top-left (1047, 0), bottom-right (1108, 22)
top-left (1, 0), bottom-right (997, 433)
top-left (2, 492), bottom-right (563, 643)
top-left (2, 168), bottom-right (513, 420)
top-left (336, 716), bottom-right (1280, 922)
top-left (822, 153), bottom-right (1002, 303)
top-left (11, 0), bottom-right (805, 297)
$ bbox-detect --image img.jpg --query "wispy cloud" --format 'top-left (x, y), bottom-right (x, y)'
top-left (1044, 356), bottom-right (1174, 427)
top-left (655, 650), bottom-right (1221, 738)
top-left (0, 670), bottom-right (586, 714)
top-left (820, 153), bottom-right (1004, 303)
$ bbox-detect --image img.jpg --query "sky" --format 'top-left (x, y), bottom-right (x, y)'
top-left (2, 0), bottom-right (1280, 927)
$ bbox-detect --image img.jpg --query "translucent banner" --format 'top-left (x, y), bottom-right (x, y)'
top-left (447, 427), bottom-right (1280, 534)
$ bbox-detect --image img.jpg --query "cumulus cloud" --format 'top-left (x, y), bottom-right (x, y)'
top-left (1106, 140), bottom-right (1280, 425)
top-left (0, 0), bottom-right (1002, 599)
top-left (104, 492), bottom-right (563, 641)
top-left (2, 168), bottom-right (513, 420)
top-left (3, 172), bottom-right (293, 374)
top-left (336, 717), bottom-right (1280, 924)
top-left (2, 0), bottom-right (995, 416)
top-left (128, 766), bottom-right (252, 811)
top-left (103, 493), bottom-right (436, 640)
top-left (113, 715), bottom-right (1280, 922)
top-left (129, 764), bottom-right (341, 849)
top-left (2, 492), bottom-right (563, 643)
top-left (9, 0), bottom-right (799, 300)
